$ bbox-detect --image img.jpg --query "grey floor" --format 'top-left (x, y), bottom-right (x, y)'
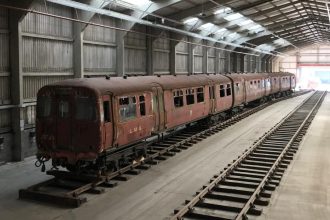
top-left (0, 93), bottom-right (323, 220)
top-left (256, 92), bottom-right (330, 220)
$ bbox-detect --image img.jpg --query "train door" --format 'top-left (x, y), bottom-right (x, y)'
top-left (208, 85), bottom-right (215, 113)
top-left (243, 80), bottom-right (248, 103)
top-left (56, 95), bottom-right (72, 149)
top-left (152, 87), bottom-right (165, 131)
top-left (102, 95), bottom-right (113, 148)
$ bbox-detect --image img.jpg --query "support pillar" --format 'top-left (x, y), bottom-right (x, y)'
top-left (215, 49), bottom-right (220, 74)
top-left (9, 11), bottom-right (24, 161)
top-left (202, 44), bottom-right (208, 74)
top-left (188, 38), bottom-right (194, 74)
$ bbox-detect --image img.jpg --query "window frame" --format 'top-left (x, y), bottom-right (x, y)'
top-left (185, 88), bottom-right (195, 105)
top-left (197, 87), bottom-right (205, 103)
top-left (220, 84), bottom-right (226, 98)
top-left (173, 90), bottom-right (184, 108)
top-left (118, 96), bottom-right (137, 122)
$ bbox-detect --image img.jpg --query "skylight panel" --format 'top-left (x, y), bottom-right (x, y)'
top-left (227, 32), bottom-right (238, 39)
top-left (224, 13), bottom-right (243, 21)
top-left (238, 19), bottom-right (253, 26)
top-left (121, 0), bottom-right (151, 7)
top-left (215, 28), bottom-right (227, 34)
top-left (248, 24), bottom-right (262, 30)
top-left (199, 22), bottom-right (215, 30)
top-left (214, 7), bottom-right (231, 15)
top-left (183, 17), bottom-right (198, 24)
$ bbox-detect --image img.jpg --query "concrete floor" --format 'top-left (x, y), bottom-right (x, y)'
top-left (256, 92), bottom-right (330, 220)
top-left (0, 93), bottom-right (316, 220)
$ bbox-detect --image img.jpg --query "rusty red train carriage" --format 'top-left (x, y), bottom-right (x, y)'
top-left (36, 72), bottom-right (295, 169)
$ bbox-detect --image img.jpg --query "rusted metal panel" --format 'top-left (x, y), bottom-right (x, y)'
top-left (21, 1), bottom-right (73, 38)
top-left (22, 37), bottom-right (73, 73)
top-left (164, 89), bottom-right (209, 129)
top-left (113, 92), bottom-right (154, 147)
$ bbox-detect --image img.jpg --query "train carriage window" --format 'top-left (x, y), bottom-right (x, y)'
top-left (186, 89), bottom-right (195, 105)
top-left (197, 87), bottom-right (204, 103)
top-left (258, 80), bottom-right (261, 89)
top-left (250, 81), bottom-right (253, 89)
top-left (173, 90), bottom-right (184, 107)
top-left (226, 84), bottom-right (232, 96)
top-left (139, 95), bottom-right (146, 116)
top-left (103, 101), bottom-right (110, 122)
top-left (119, 96), bottom-right (137, 121)
top-left (220, 85), bottom-right (226, 97)
top-left (59, 100), bottom-right (69, 118)
top-left (235, 83), bottom-right (240, 93)
top-left (37, 96), bottom-right (52, 118)
top-left (76, 97), bottom-right (96, 121)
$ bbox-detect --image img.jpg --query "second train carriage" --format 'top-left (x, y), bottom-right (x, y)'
top-left (36, 72), bottom-right (296, 171)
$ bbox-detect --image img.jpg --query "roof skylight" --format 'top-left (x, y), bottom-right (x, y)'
top-left (120, 0), bottom-right (151, 7)
top-left (214, 7), bottom-right (231, 15)
top-left (215, 28), bottom-right (227, 34)
top-left (224, 13), bottom-right (243, 21)
top-left (199, 22), bottom-right (215, 30)
top-left (238, 19), bottom-right (253, 26)
top-left (248, 24), bottom-right (262, 30)
top-left (183, 17), bottom-right (198, 24)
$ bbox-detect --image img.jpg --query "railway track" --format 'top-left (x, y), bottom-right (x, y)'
top-left (19, 91), bottom-right (310, 208)
top-left (170, 90), bottom-right (326, 220)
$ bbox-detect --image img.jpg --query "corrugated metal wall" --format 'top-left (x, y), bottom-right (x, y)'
top-left (153, 32), bottom-right (170, 74)
top-left (22, 37), bottom-right (73, 73)
top-left (208, 47), bottom-right (216, 73)
top-left (84, 16), bottom-right (117, 75)
top-left (194, 45), bottom-right (203, 73)
top-left (23, 75), bottom-right (72, 100)
top-left (176, 37), bottom-right (188, 73)
top-left (0, 8), bottom-right (10, 106)
top-left (0, 8), bottom-right (10, 131)
top-left (125, 25), bottom-right (146, 74)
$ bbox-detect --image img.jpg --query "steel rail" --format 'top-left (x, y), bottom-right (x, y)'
top-left (171, 90), bottom-right (325, 220)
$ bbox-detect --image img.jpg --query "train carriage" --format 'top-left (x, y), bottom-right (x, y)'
top-left (36, 72), bottom-right (296, 171)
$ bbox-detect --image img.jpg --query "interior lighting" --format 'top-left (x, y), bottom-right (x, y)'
top-left (183, 17), bottom-right (198, 24)
top-left (214, 7), bottom-right (231, 15)
top-left (120, 0), bottom-right (151, 7)
top-left (199, 22), bottom-right (215, 30)
top-left (238, 19), bottom-right (253, 26)
top-left (248, 24), bottom-right (262, 30)
top-left (224, 13), bottom-right (243, 21)
top-left (215, 28), bottom-right (227, 34)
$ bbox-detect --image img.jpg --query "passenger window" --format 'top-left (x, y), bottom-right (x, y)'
top-left (186, 89), bottom-right (195, 105)
top-left (76, 97), bottom-right (96, 121)
top-left (173, 90), bottom-right (184, 107)
top-left (226, 84), bottom-right (232, 96)
top-left (197, 87), bottom-right (204, 103)
top-left (119, 96), bottom-right (137, 121)
top-left (37, 96), bottom-right (52, 118)
top-left (220, 85), bottom-right (226, 97)
top-left (139, 95), bottom-right (146, 116)
top-left (103, 101), bottom-right (110, 122)
top-left (258, 80), bottom-right (261, 89)
top-left (235, 83), bottom-right (240, 93)
top-left (59, 100), bottom-right (69, 118)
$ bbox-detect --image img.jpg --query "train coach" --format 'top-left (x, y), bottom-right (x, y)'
top-left (36, 72), bottom-right (295, 172)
